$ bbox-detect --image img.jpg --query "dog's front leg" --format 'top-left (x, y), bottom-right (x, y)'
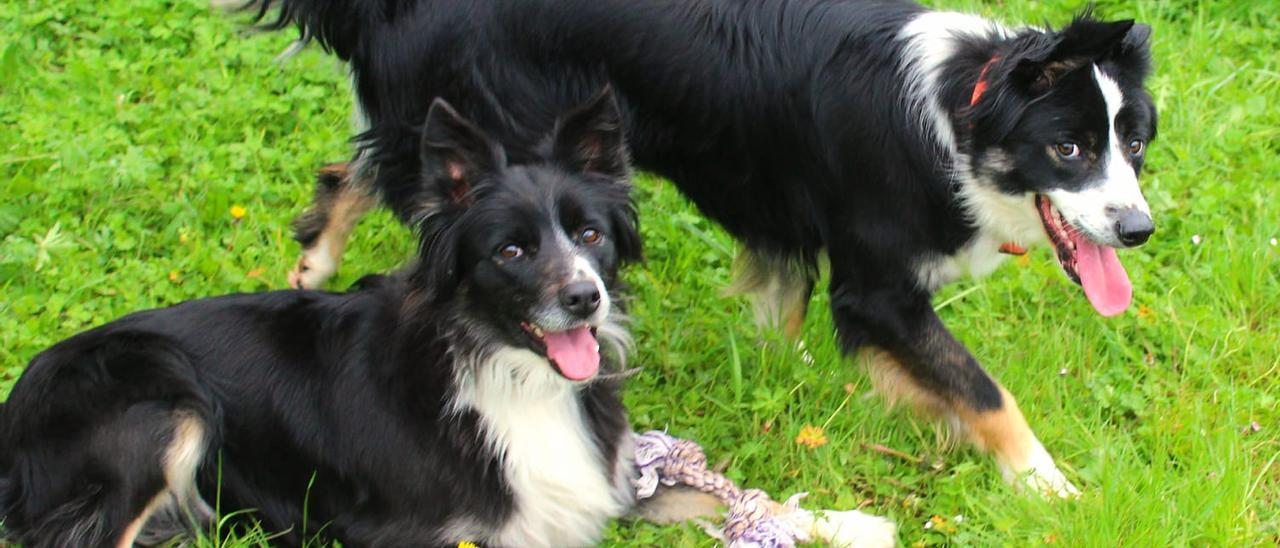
top-left (827, 271), bottom-right (1080, 498)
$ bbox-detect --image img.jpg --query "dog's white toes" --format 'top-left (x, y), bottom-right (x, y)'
top-left (1023, 465), bottom-right (1081, 500)
top-left (288, 252), bottom-right (336, 290)
top-left (999, 438), bottom-right (1081, 500)
top-left (814, 509), bottom-right (897, 548)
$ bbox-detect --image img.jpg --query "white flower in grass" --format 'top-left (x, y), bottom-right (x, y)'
top-left (1191, 234), bottom-right (1202, 245)
top-left (1270, 237), bottom-right (1277, 247)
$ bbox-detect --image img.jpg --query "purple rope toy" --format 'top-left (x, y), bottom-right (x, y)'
top-left (633, 430), bottom-right (896, 548)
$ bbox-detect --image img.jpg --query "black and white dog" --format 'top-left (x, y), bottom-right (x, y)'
top-left (256, 0), bottom-right (1157, 497)
top-left (0, 91), bottom-right (663, 547)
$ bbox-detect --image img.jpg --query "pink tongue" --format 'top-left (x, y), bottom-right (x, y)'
top-left (1070, 232), bottom-right (1132, 317)
top-left (543, 326), bottom-right (600, 380)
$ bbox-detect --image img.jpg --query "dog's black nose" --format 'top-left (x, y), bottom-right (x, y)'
top-left (559, 281), bottom-right (601, 318)
top-left (1113, 207), bottom-right (1154, 247)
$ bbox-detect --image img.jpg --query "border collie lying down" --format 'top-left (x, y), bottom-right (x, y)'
top-left (255, 0), bottom-right (1157, 497)
top-left (0, 91), bottom-right (713, 547)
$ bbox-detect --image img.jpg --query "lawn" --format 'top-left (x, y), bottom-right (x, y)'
top-left (1, 0), bottom-right (1277, 545)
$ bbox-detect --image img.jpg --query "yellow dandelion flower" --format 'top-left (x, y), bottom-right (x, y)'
top-left (168, 271), bottom-right (180, 282)
top-left (230, 205), bottom-right (247, 219)
top-left (795, 424), bottom-right (828, 449)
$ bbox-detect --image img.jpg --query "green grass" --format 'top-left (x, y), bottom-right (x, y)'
top-left (2, 0), bottom-right (1277, 545)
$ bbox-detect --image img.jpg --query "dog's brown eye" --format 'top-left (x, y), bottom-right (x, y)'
top-left (1127, 139), bottom-right (1145, 156)
top-left (1054, 142), bottom-right (1081, 159)
top-left (498, 244), bottom-right (523, 259)
top-left (579, 228), bottom-right (602, 244)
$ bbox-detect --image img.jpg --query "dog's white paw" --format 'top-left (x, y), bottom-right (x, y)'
top-left (287, 251), bottom-right (336, 290)
top-left (1002, 439), bottom-right (1081, 499)
top-left (1022, 464), bottom-right (1081, 499)
top-left (813, 509), bottom-right (897, 548)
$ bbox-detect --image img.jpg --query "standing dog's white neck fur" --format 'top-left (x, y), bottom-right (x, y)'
top-left (448, 346), bottom-right (633, 547)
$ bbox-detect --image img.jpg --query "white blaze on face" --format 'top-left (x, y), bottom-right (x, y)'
top-left (534, 235), bottom-right (612, 330)
top-left (572, 254), bottom-right (611, 322)
top-left (1046, 65), bottom-right (1151, 246)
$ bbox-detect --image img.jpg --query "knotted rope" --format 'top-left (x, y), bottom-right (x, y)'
top-left (633, 430), bottom-right (895, 547)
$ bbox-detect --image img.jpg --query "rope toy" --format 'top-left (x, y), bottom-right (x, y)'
top-left (633, 430), bottom-right (896, 547)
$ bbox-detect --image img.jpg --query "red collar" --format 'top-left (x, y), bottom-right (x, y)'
top-left (969, 57), bottom-right (1000, 106)
top-left (970, 56), bottom-right (1027, 257)
top-left (999, 242), bottom-right (1027, 255)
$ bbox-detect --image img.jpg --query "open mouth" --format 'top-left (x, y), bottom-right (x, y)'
top-left (1034, 194), bottom-right (1133, 317)
top-left (520, 322), bottom-right (601, 381)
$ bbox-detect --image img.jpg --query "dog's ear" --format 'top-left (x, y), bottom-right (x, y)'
top-left (1120, 23), bottom-right (1152, 54)
top-left (1108, 23), bottom-right (1154, 83)
top-left (420, 98), bottom-right (504, 208)
top-left (552, 86), bottom-right (629, 181)
top-left (1008, 17), bottom-right (1135, 94)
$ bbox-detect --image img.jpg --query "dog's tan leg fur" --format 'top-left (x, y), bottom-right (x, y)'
top-left (632, 486), bottom-right (724, 525)
top-left (288, 163), bottom-right (377, 289)
top-left (116, 413), bottom-right (210, 547)
top-left (115, 491), bottom-right (169, 548)
top-left (862, 349), bottom-right (1079, 497)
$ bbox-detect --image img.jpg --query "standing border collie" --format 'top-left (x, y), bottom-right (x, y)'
top-left (0, 91), bottom-right (663, 547)
top-left (254, 0), bottom-right (1157, 497)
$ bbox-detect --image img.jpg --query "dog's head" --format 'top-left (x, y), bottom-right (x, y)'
top-left (966, 14), bottom-right (1156, 316)
top-left (409, 88), bottom-right (640, 382)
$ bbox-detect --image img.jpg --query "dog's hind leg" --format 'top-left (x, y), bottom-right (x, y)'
top-left (105, 408), bottom-right (214, 548)
top-left (288, 162), bottom-right (377, 289)
top-left (827, 257), bottom-right (1079, 499)
top-left (727, 249), bottom-right (816, 339)
top-left (133, 412), bottom-right (215, 546)
top-left (6, 404), bottom-right (213, 548)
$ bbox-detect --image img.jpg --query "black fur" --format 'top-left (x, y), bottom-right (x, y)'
top-left (0, 92), bottom-right (642, 547)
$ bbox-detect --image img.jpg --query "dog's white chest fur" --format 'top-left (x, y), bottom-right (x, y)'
top-left (452, 347), bottom-right (631, 547)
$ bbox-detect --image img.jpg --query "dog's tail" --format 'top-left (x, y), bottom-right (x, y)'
top-left (245, 0), bottom-right (412, 60)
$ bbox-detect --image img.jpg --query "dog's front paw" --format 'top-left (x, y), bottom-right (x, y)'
top-left (287, 251), bottom-right (336, 290)
top-left (1022, 464), bottom-right (1081, 499)
top-left (1002, 439), bottom-right (1081, 499)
